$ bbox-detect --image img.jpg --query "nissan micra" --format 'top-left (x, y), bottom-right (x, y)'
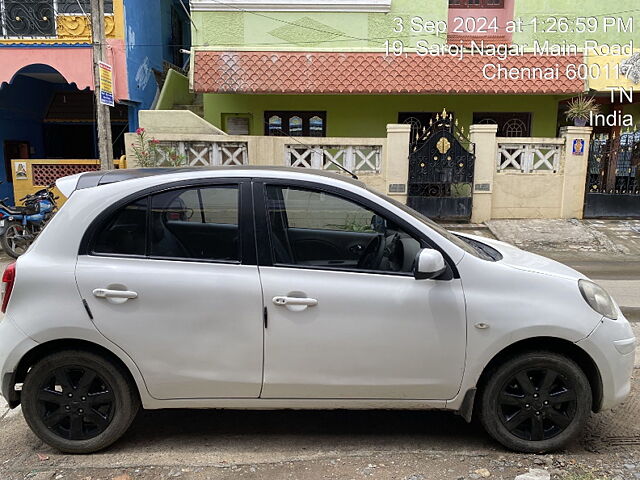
top-left (0, 167), bottom-right (635, 454)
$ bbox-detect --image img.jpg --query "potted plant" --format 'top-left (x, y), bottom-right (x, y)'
top-left (565, 95), bottom-right (600, 127)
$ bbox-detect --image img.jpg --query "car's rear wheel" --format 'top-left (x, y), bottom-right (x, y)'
top-left (22, 350), bottom-right (139, 453)
top-left (479, 351), bottom-right (591, 453)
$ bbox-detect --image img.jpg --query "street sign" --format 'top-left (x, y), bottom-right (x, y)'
top-left (98, 61), bottom-right (114, 107)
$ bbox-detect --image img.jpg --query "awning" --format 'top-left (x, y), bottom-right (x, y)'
top-left (194, 50), bottom-right (585, 95)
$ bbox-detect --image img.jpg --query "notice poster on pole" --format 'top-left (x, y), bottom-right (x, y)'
top-left (98, 61), bottom-right (114, 107)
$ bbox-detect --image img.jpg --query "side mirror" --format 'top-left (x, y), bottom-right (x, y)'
top-left (414, 249), bottom-right (446, 280)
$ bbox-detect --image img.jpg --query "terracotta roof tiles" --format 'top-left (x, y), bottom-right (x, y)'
top-left (194, 50), bottom-right (584, 95)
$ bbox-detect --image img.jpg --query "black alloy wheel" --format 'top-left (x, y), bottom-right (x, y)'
top-left (22, 350), bottom-right (139, 453)
top-left (36, 366), bottom-right (115, 441)
top-left (479, 351), bottom-right (591, 453)
top-left (497, 367), bottom-right (577, 441)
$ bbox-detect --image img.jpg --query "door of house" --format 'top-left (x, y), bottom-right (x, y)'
top-left (584, 131), bottom-right (640, 218)
top-left (406, 110), bottom-right (475, 221)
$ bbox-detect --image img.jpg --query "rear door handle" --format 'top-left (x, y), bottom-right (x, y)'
top-left (93, 288), bottom-right (138, 300)
top-left (272, 296), bottom-right (318, 307)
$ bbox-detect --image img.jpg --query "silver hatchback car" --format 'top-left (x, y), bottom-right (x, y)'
top-left (0, 167), bottom-right (635, 454)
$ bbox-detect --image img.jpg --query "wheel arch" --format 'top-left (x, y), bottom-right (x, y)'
top-left (10, 338), bottom-right (145, 408)
top-left (476, 336), bottom-right (603, 413)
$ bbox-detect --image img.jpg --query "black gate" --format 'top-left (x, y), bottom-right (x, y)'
top-left (584, 131), bottom-right (640, 218)
top-left (406, 110), bottom-right (475, 221)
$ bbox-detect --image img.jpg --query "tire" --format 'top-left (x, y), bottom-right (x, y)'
top-left (22, 350), bottom-right (140, 454)
top-left (0, 222), bottom-right (28, 259)
top-left (478, 351), bottom-right (592, 453)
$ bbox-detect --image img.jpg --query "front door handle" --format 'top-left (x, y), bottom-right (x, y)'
top-left (273, 296), bottom-right (318, 307)
top-left (93, 288), bottom-right (138, 300)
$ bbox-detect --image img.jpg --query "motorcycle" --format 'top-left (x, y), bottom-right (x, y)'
top-left (0, 184), bottom-right (58, 258)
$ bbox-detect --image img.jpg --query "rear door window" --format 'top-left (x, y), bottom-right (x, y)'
top-left (150, 186), bottom-right (240, 262)
top-left (92, 198), bottom-right (148, 256)
top-left (91, 185), bottom-right (241, 263)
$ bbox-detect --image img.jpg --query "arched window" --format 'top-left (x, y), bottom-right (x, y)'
top-left (309, 116), bottom-right (324, 137)
top-left (268, 115), bottom-right (283, 136)
top-left (289, 116), bottom-right (303, 136)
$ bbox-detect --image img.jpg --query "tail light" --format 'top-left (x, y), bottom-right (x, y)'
top-left (1, 262), bottom-right (16, 313)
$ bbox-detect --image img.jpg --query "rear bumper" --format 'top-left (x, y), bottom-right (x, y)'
top-left (0, 316), bottom-right (38, 408)
top-left (577, 316), bottom-right (636, 411)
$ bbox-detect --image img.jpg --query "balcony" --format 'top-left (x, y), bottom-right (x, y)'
top-left (0, 0), bottom-right (115, 42)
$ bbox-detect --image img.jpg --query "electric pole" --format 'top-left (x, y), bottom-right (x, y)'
top-left (90, 0), bottom-right (114, 170)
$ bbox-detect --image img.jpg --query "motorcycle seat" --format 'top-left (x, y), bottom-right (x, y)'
top-left (3, 205), bottom-right (39, 216)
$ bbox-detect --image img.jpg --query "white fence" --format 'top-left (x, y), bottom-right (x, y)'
top-left (497, 139), bottom-right (564, 174)
top-left (156, 141), bottom-right (248, 167)
top-left (286, 145), bottom-right (382, 173)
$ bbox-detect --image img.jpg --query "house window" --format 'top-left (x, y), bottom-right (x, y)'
top-left (265, 112), bottom-right (326, 137)
top-left (449, 0), bottom-right (504, 7)
top-left (473, 113), bottom-right (532, 137)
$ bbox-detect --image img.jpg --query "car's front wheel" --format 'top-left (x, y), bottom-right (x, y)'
top-left (479, 351), bottom-right (592, 453)
top-left (21, 350), bottom-right (139, 453)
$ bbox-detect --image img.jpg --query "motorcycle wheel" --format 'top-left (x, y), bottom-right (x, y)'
top-left (1, 222), bottom-right (32, 258)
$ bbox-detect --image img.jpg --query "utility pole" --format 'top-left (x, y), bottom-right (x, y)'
top-left (90, 0), bottom-right (114, 170)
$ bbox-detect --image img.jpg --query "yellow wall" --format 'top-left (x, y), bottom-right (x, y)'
top-left (11, 158), bottom-right (125, 206)
top-left (587, 50), bottom-right (640, 93)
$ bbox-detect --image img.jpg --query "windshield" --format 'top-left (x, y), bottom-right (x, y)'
top-left (373, 191), bottom-right (493, 260)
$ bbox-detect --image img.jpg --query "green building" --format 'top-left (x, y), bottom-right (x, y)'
top-left (179, 0), bottom-right (638, 139)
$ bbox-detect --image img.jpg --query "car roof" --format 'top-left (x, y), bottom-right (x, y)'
top-left (73, 166), bottom-right (366, 191)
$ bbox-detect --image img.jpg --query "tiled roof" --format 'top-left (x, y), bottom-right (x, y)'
top-left (194, 51), bottom-right (585, 95)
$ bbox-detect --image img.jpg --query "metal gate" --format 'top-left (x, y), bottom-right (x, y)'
top-left (406, 109), bottom-right (475, 221)
top-left (584, 131), bottom-right (640, 218)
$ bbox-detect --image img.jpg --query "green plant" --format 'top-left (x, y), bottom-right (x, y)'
top-left (332, 215), bottom-right (375, 233)
top-left (565, 95), bottom-right (600, 121)
top-left (130, 128), bottom-right (187, 168)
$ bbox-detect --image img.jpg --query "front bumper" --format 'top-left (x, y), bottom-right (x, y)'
top-left (0, 316), bottom-right (38, 408)
top-left (577, 316), bottom-right (636, 411)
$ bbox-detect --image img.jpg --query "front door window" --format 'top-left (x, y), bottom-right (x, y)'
top-left (265, 185), bottom-right (423, 274)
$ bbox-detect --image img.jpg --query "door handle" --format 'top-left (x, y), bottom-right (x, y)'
top-left (93, 288), bottom-right (138, 300)
top-left (272, 296), bottom-right (318, 307)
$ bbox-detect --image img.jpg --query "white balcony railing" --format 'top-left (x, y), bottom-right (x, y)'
top-left (497, 139), bottom-right (564, 173)
top-left (155, 141), bottom-right (248, 167)
top-left (286, 145), bottom-right (381, 174)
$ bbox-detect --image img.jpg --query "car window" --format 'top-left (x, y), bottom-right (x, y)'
top-left (93, 198), bottom-right (148, 256)
top-left (150, 186), bottom-right (240, 262)
top-left (372, 190), bottom-right (494, 261)
top-left (265, 185), bottom-right (422, 274)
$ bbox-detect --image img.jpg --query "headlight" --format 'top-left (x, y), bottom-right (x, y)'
top-left (579, 279), bottom-right (618, 320)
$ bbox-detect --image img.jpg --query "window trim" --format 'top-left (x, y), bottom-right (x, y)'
top-left (449, 0), bottom-right (505, 8)
top-left (252, 179), bottom-right (457, 279)
top-left (80, 178), bottom-right (256, 266)
top-left (190, 0), bottom-right (391, 13)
